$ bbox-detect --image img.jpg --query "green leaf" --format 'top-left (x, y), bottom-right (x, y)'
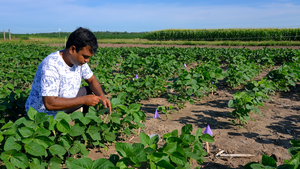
top-left (55, 111), bottom-right (71, 122)
top-left (149, 134), bottom-right (159, 145)
top-left (4, 160), bottom-right (16, 169)
top-left (48, 116), bottom-right (56, 130)
top-left (79, 116), bottom-right (91, 125)
top-left (144, 147), bottom-right (155, 155)
top-left (97, 108), bottom-right (109, 116)
top-left (91, 158), bottom-right (115, 169)
top-left (139, 133), bottom-right (150, 146)
top-left (181, 124), bottom-right (193, 135)
top-left (70, 111), bottom-right (83, 120)
top-left (4, 137), bottom-right (22, 151)
top-left (69, 145), bottom-right (80, 155)
top-left (170, 152), bottom-right (187, 165)
top-left (128, 103), bottom-right (141, 112)
top-left (1, 121), bottom-right (14, 130)
top-left (156, 159), bottom-right (175, 169)
top-left (180, 134), bottom-right (196, 144)
top-left (34, 127), bottom-right (51, 137)
top-left (56, 119), bottom-right (71, 133)
top-left (111, 98), bottom-right (121, 109)
top-left (110, 113), bottom-right (121, 124)
top-left (1, 150), bottom-right (17, 161)
top-left (201, 134), bottom-right (214, 143)
top-left (104, 132), bottom-right (116, 142)
top-left (11, 153), bottom-right (29, 168)
top-left (24, 142), bottom-right (46, 156)
top-left (50, 157), bottom-right (62, 167)
top-left (163, 142), bottom-right (177, 154)
top-left (49, 144), bottom-right (67, 156)
top-left (115, 142), bottom-right (132, 157)
top-left (87, 125), bottom-right (101, 141)
top-left (28, 107), bottom-right (38, 121)
top-left (34, 113), bottom-right (48, 124)
top-left (33, 136), bottom-right (55, 149)
top-left (262, 154), bottom-right (277, 167)
top-left (18, 127), bottom-right (35, 138)
top-left (69, 124), bottom-right (85, 137)
top-left (196, 128), bottom-right (202, 139)
top-left (228, 100), bottom-right (234, 108)
top-left (69, 157), bottom-right (93, 169)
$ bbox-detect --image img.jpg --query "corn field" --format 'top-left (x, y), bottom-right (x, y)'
top-left (143, 28), bottom-right (300, 41)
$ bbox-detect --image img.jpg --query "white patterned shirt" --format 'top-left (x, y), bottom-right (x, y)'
top-left (25, 51), bottom-right (93, 116)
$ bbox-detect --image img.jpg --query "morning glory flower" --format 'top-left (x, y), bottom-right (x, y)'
top-left (154, 109), bottom-right (159, 119)
top-left (135, 74), bottom-right (138, 79)
top-left (184, 63), bottom-right (187, 67)
top-left (212, 82), bottom-right (214, 84)
top-left (204, 124), bottom-right (213, 136)
top-left (116, 64), bottom-right (118, 66)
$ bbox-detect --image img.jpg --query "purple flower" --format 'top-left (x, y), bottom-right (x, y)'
top-left (212, 82), bottom-right (214, 84)
top-left (116, 64), bottom-right (118, 66)
top-left (2, 53), bottom-right (4, 55)
top-left (154, 109), bottom-right (159, 119)
top-left (119, 55), bottom-right (122, 57)
top-left (184, 63), bottom-right (187, 67)
top-left (204, 124), bottom-right (213, 136)
top-left (135, 74), bottom-right (138, 79)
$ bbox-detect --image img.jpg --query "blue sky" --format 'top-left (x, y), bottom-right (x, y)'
top-left (1, 0), bottom-right (300, 34)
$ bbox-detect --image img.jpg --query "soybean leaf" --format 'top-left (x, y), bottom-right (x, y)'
top-left (201, 134), bottom-right (214, 143)
top-left (70, 111), bottom-right (83, 120)
top-left (139, 133), bottom-right (150, 146)
top-left (128, 103), bottom-right (141, 113)
top-left (170, 152), bottom-right (187, 165)
top-left (56, 119), bottom-right (70, 133)
top-left (69, 124), bottom-right (85, 137)
top-left (181, 124), bottom-right (193, 135)
top-left (18, 127), bottom-right (35, 138)
top-left (87, 125), bottom-right (101, 141)
top-left (104, 132), bottom-right (116, 142)
top-left (49, 145), bottom-right (67, 156)
top-left (262, 154), bottom-right (277, 167)
top-left (115, 142), bottom-right (132, 158)
top-left (91, 158), bottom-right (115, 169)
top-left (69, 157), bottom-right (93, 169)
top-left (4, 137), bottom-right (22, 151)
top-left (28, 107), bottom-right (38, 121)
top-left (24, 142), bottom-right (46, 156)
top-left (55, 111), bottom-right (71, 122)
top-left (0, 150), bottom-right (17, 161)
top-left (34, 112), bottom-right (48, 124)
top-left (156, 159), bottom-right (175, 169)
top-left (11, 153), bottom-right (29, 169)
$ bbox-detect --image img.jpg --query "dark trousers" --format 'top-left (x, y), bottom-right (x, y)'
top-left (64, 86), bottom-right (92, 114)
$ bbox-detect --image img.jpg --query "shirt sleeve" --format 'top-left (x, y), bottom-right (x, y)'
top-left (81, 63), bottom-right (93, 80)
top-left (40, 63), bottom-right (60, 97)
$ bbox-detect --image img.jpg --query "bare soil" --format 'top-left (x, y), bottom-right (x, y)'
top-left (72, 44), bottom-right (300, 168)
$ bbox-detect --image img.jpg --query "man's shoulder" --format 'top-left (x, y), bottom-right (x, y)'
top-left (41, 51), bottom-right (64, 67)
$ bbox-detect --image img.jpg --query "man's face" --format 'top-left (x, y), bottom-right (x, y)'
top-left (69, 45), bottom-right (93, 66)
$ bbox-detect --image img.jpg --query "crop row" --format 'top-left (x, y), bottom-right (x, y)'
top-left (143, 28), bottom-right (300, 41)
top-left (1, 44), bottom-right (300, 122)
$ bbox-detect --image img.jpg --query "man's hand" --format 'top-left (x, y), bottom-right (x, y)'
top-left (100, 96), bottom-right (111, 113)
top-left (84, 95), bottom-right (102, 106)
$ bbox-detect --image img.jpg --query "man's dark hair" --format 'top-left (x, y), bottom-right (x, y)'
top-left (66, 27), bottom-right (98, 54)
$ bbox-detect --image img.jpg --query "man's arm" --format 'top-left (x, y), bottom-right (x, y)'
top-left (43, 95), bottom-right (101, 111)
top-left (85, 75), bottom-right (111, 112)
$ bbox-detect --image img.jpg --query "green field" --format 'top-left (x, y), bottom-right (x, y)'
top-left (1, 43), bottom-right (300, 168)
